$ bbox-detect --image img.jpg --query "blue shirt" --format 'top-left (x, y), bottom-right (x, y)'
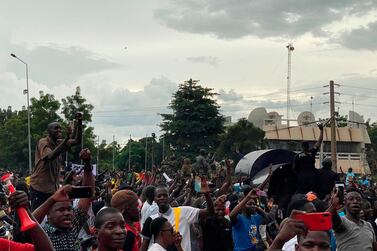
top-left (359, 179), bottom-right (369, 186)
top-left (232, 214), bottom-right (262, 251)
top-left (346, 172), bottom-right (355, 186)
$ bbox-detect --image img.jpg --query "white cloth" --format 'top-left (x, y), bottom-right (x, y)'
top-left (141, 201), bottom-right (158, 226)
top-left (144, 206), bottom-right (200, 251)
top-left (148, 243), bottom-right (167, 251)
top-left (282, 236), bottom-right (297, 251)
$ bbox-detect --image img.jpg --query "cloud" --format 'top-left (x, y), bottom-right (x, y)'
top-left (218, 89), bottom-right (243, 102)
top-left (186, 56), bottom-right (220, 66)
top-left (7, 44), bottom-right (122, 87)
top-left (92, 77), bottom-right (178, 130)
top-left (337, 21), bottom-right (377, 50)
top-left (155, 0), bottom-right (369, 39)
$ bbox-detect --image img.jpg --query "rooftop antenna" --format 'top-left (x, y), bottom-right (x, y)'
top-left (286, 42), bottom-right (294, 127)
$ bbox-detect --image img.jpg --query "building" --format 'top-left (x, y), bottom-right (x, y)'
top-left (248, 107), bottom-right (371, 174)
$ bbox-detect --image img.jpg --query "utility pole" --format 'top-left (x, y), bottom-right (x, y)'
top-left (162, 137), bottom-right (165, 161)
top-left (286, 43), bottom-right (294, 127)
top-left (151, 133), bottom-right (156, 168)
top-left (145, 135), bottom-right (148, 172)
top-left (329, 80), bottom-right (337, 172)
top-left (97, 136), bottom-right (100, 173)
top-left (112, 135), bottom-right (115, 171)
top-left (11, 54), bottom-right (32, 174)
top-left (128, 135), bottom-right (131, 171)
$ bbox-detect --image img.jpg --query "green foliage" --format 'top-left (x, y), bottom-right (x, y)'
top-left (115, 137), bottom-right (164, 172)
top-left (217, 118), bottom-right (265, 160)
top-left (0, 87), bottom-right (97, 173)
top-left (0, 92), bottom-right (62, 171)
top-left (160, 79), bottom-right (224, 157)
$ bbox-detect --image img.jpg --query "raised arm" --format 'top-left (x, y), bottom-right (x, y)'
top-left (230, 189), bottom-right (255, 224)
top-left (9, 191), bottom-right (54, 251)
top-left (66, 112), bottom-right (83, 147)
top-left (218, 159), bottom-right (233, 196)
top-left (78, 148), bottom-right (95, 213)
top-left (33, 185), bottom-right (72, 223)
top-left (328, 189), bottom-right (345, 233)
top-left (45, 129), bottom-right (70, 160)
top-left (314, 124), bottom-right (324, 150)
top-left (199, 178), bottom-right (215, 220)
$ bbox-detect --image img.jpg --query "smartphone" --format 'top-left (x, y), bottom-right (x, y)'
top-left (335, 181), bottom-right (345, 205)
top-left (294, 212), bottom-right (332, 231)
top-left (68, 186), bottom-right (93, 199)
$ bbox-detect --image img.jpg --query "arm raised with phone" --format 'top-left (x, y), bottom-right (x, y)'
top-left (33, 148), bottom-right (95, 223)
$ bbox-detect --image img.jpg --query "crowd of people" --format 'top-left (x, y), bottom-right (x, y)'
top-left (0, 120), bottom-right (376, 251)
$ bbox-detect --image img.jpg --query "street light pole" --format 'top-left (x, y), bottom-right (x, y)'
top-left (11, 53), bottom-right (32, 174)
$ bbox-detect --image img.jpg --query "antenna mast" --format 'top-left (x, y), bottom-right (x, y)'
top-left (286, 42), bottom-right (294, 127)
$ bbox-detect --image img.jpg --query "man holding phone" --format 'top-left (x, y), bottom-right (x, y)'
top-left (32, 148), bottom-right (94, 251)
top-left (329, 188), bottom-right (377, 251)
top-left (30, 112), bottom-right (83, 211)
top-left (268, 211), bottom-right (331, 251)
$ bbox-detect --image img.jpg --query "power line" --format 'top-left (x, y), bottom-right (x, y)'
top-left (342, 102), bottom-right (376, 108)
top-left (291, 86), bottom-right (324, 92)
top-left (341, 93), bottom-right (377, 100)
top-left (341, 84), bottom-right (377, 92)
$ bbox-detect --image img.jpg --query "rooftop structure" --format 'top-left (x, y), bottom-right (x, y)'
top-left (248, 108), bottom-right (371, 174)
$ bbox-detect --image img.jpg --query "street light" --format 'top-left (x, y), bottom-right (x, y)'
top-left (11, 53), bottom-right (32, 174)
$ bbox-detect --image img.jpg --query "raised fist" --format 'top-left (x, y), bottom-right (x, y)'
top-left (79, 148), bottom-right (91, 162)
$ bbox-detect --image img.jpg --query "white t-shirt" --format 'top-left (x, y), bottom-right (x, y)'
top-left (141, 201), bottom-right (158, 226)
top-left (148, 243), bottom-right (167, 251)
top-left (282, 236), bottom-right (297, 251)
top-left (142, 206), bottom-right (200, 251)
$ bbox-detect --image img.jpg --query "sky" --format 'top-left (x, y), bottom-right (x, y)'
top-left (1, 0), bottom-right (377, 145)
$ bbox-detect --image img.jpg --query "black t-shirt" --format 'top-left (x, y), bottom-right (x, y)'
top-left (201, 217), bottom-right (233, 251)
top-left (317, 169), bottom-right (339, 199)
top-left (294, 147), bottom-right (319, 173)
top-left (142, 217), bottom-right (177, 251)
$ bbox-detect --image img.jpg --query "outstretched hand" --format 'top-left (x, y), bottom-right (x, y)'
top-left (201, 177), bottom-right (210, 194)
top-left (51, 184), bottom-right (72, 203)
top-left (318, 123), bottom-right (324, 131)
top-left (330, 188), bottom-right (341, 209)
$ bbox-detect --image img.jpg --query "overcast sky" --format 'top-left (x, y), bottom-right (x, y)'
top-left (1, 0), bottom-right (377, 145)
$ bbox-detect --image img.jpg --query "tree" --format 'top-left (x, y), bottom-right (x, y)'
top-left (115, 136), bottom-right (164, 172)
top-left (160, 79), bottom-right (224, 158)
top-left (0, 92), bottom-right (62, 172)
top-left (217, 118), bottom-right (265, 161)
top-left (61, 86), bottom-right (95, 163)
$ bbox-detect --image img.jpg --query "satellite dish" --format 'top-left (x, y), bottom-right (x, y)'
top-left (297, 111), bottom-right (315, 126)
top-left (248, 107), bottom-right (268, 129)
top-left (265, 111), bottom-right (282, 126)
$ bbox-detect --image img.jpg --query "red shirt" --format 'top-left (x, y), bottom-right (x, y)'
top-left (124, 222), bottom-right (141, 251)
top-left (0, 239), bottom-right (34, 251)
